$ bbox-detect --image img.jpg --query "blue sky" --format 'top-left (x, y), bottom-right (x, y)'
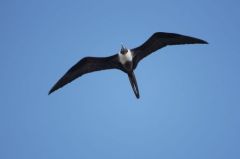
top-left (1, 0), bottom-right (240, 159)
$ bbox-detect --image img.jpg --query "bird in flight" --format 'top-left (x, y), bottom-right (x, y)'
top-left (49, 32), bottom-right (208, 98)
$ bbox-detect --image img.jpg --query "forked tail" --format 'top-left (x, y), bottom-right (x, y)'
top-left (128, 72), bottom-right (140, 99)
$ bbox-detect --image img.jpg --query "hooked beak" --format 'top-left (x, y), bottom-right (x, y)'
top-left (121, 44), bottom-right (127, 54)
top-left (121, 44), bottom-right (125, 51)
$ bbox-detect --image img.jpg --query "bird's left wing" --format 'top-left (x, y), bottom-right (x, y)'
top-left (131, 32), bottom-right (208, 69)
top-left (49, 54), bottom-right (121, 94)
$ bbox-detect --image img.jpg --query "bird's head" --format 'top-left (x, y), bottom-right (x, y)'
top-left (120, 44), bottom-right (128, 55)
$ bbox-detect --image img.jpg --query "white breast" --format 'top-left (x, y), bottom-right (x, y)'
top-left (118, 49), bottom-right (133, 64)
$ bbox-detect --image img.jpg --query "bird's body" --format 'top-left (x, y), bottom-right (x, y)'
top-left (49, 32), bottom-right (208, 99)
top-left (118, 49), bottom-right (134, 71)
top-left (118, 49), bottom-right (133, 65)
top-left (117, 48), bottom-right (139, 98)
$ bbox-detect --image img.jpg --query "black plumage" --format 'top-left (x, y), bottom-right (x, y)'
top-left (48, 55), bottom-right (121, 95)
top-left (49, 32), bottom-right (208, 98)
top-left (131, 32), bottom-right (208, 69)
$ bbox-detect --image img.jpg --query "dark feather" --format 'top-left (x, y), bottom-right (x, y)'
top-left (49, 54), bottom-right (121, 94)
top-left (128, 72), bottom-right (140, 99)
top-left (131, 32), bottom-right (208, 68)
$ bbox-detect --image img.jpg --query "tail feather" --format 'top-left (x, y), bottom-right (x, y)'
top-left (128, 72), bottom-right (140, 99)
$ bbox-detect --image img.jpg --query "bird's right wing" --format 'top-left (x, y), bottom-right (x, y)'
top-left (49, 54), bottom-right (121, 94)
top-left (131, 32), bottom-right (208, 68)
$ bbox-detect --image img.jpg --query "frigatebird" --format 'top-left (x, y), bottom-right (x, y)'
top-left (49, 32), bottom-right (208, 98)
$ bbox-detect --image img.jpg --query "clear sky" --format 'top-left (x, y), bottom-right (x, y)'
top-left (1, 0), bottom-right (240, 159)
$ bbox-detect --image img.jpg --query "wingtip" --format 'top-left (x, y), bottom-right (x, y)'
top-left (202, 40), bottom-right (209, 44)
top-left (48, 88), bottom-right (55, 95)
top-left (197, 38), bottom-right (208, 44)
top-left (48, 90), bottom-right (52, 95)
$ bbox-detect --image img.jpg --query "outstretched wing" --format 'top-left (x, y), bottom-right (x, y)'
top-left (131, 32), bottom-right (208, 68)
top-left (49, 54), bottom-right (121, 94)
